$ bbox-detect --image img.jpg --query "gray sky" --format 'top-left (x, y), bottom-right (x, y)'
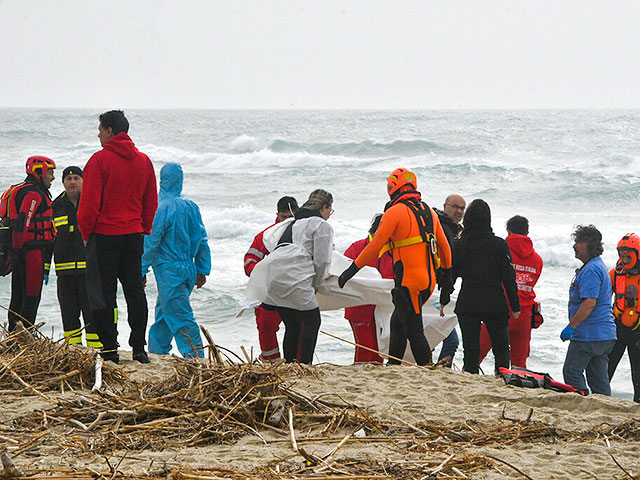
top-left (1, 0), bottom-right (639, 109)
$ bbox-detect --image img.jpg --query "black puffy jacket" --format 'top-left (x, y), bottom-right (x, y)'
top-left (452, 228), bottom-right (520, 316)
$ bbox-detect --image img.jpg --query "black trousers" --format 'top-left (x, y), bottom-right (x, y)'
top-left (459, 313), bottom-right (510, 374)
top-left (85, 233), bottom-right (148, 353)
top-left (277, 306), bottom-right (321, 364)
top-left (387, 286), bottom-right (432, 366)
top-left (608, 322), bottom-right (640, 403)
top-left (57, 273), bottom-right (100, 347)
top-left (8, 249), bottom-right (44, 331)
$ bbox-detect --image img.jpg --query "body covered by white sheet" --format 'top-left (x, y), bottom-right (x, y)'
top-left (243, 223), bottom-right (457, 362)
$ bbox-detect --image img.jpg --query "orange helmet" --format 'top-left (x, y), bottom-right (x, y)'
top-left (617, 233), bottom-right (640, 272)
top-left (387, 167), bottom-right (417, 197)
top-left (26, 156), bottom-right (56, 178)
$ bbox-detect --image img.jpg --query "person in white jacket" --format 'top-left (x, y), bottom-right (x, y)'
top-left (248, 189), bottom-right (334, 364)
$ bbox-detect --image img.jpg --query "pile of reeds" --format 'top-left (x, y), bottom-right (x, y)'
top-left (10, 358), bottom-right (371, 453)
top-left (0, 322), bottom-right (128, 395)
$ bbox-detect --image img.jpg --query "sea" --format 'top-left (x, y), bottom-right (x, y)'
top-left (1, 108), bottom-right (638, 400)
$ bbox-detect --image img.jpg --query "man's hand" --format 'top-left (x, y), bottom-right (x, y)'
top-left (43, 274), bottom-right (49, 286)
top-left (560, 325), bottom-right (575, 342)
top-left (196, 274), bottom-right (207, 289)
top-left (512, 310), bottom-right (521, 319)
top-left (338, 262), bottom-right (360, 289)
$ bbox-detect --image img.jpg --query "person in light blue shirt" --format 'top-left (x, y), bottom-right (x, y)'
top-left (561, 225), bottom-right (616, 395)
top-left (142, 163), bottom-right (211, 358)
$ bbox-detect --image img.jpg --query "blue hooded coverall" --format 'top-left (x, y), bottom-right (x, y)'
top-left (142, 163), bottom-right (211, 358)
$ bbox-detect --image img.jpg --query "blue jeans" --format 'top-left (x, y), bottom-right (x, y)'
top-left (437, 328), bottom-right (459, 364)
top-left (563, 339), bottom-right (616, 396)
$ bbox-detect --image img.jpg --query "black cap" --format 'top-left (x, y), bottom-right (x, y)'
top-left (62, 166), bottom-right (83, 182)
top-left (277, 196), bottom-right (298, 213)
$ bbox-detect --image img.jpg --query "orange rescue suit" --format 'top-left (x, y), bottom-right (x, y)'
top-left (354, 194), bottom-right (452, 313)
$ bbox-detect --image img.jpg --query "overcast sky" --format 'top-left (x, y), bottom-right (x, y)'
top-left (1, 1), bottom-right (639, 109)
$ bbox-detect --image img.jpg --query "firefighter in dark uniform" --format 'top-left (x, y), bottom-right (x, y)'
top-left (1, 156), bottom-right (57, 330)
top-left (52, 166), bottom-right (101, 348)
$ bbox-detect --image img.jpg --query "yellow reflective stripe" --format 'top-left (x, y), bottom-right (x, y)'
top-left (64, 328), bottom-right (82, 338)
top-left (114, 308), bottom-right (118, 324)
top-left (44, 263), bottom-right (51, 271)
top-left (67, 336), bottom-right (82, 345)
top-left (55, 262), bottom-right (86, 270)
top-left (378, 235), bottom-right (426, 258)
top-left (53, 216), bottom-right (69, 226)
top-left (86, 333), bottom-right (100, 340)
top-left (86, 340), bottom-right (103, 348)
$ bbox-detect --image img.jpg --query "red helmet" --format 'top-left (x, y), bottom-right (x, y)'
top-left (617, 233), bottom-right (640, 272)
top-left (387, 167), bottom-right (417, 197)
top-left (26, 156), bottom-right (56, 178)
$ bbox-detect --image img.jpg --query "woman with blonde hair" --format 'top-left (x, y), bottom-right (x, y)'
top-left (249, 189), bottom-right (334, 364)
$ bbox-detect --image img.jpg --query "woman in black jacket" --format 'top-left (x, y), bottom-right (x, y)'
top-left (452, 199), bottom-right (520, 374)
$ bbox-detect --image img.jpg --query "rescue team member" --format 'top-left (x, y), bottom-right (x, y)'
top-left (244, 196), bottom-right (298, 362)
top-left (433, 194), bottom-right (466, 366)
top-left (52, 166), bottom-right (101, 348)
top-left (2, 157), bottom-right (56, 330)
top-left (339, 168), bottom-right (452, 366)
top-left (142, 163), bottom-right (211, 359)
top-left (78, 110), bottom-right (158, 365)
top-left (343, 214), bottom-right (393, 364)
top-left (608, 233), bottom-right (640, 402)
top-left (248, 190), bottom-right (334, 364)
top-left (561, 225), bottom-right (616, 396)
top-left (478, 215), bottom-right (542, 368)
top-left (451, 199), bottom-right (520, 374)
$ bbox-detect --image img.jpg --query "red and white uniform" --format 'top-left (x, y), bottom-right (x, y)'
top-left (479, 234), bottom-right (543, 368)
top-left (244, 219), bottom-right (283, 361)
top-left (344, 237), bottom-right (394, 364)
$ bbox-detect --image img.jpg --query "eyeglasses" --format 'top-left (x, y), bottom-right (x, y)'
top-left (445, 203), bottom-right (466, 212)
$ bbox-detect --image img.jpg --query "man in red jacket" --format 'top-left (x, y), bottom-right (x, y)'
top-left (343, 214), bottom-right (394, 364)
top-left (479, 215), bottom-right (543, 368)
top-left (244, 196), bottom-right (298, 362)
top-left (78, 110), bottom-right (158, 364)
top-left (2, 156), bottom-right (57, 330)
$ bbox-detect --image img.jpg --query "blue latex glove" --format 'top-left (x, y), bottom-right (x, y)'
top-left (560, 325), bottom-right (575, 342)
top-left (43, 274), bottom-right (49, 286)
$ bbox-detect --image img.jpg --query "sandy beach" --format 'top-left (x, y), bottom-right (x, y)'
top-left (1, 332), bottom-right (640, 480)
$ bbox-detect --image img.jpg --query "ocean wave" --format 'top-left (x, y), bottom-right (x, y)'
top-left (268, 138), bottom-right (445, 158)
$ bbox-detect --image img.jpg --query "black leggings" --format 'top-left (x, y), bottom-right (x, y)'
top-left (459, 313), bottom-right (510, 374)
top-left (387, 286), bottom-right (432, 366)
top-left (277, 306), bottom-right (321, 364)
top-left (608, 322), bottom-right (640, 403)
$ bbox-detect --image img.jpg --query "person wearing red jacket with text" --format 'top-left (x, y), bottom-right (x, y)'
top-left (244, 196), bottom-right (298, 362)
top-left (479, 215), bottom-right (543, 368)
top-left (78, 110), bottom-right (158, 365)
top-left (343, 214), bottom-right (394, 364)
top-left (2, 157), bottom-right (57, 330)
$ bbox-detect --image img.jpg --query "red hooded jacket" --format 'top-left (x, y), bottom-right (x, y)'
top-left (78, 133), bottom-right (158, 241)
top-left (506, 234), bottom-right (543, 308)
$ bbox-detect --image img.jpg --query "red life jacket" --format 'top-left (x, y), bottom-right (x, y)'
top-left (612, 261), bottom-right (640, 330)
top-left (499, 367), bottom-right (585, 395)
top-left (0, 181), bottom-right (55, 248)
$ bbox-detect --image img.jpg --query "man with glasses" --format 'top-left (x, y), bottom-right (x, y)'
top-left (244, 196), bottom-right (298, 362)
top-left (433, 194), bottom-right (466, 366)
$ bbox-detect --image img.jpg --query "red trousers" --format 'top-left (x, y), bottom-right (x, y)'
top-left (479, 306), bottom-right (533, 368)
top-left (255, 305), bottom-right (282, 361)
top-left (345, 305), bottom-right (383, 364)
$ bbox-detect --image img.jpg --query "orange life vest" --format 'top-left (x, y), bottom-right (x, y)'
top-left (612, 261), bottom-right (640, 330)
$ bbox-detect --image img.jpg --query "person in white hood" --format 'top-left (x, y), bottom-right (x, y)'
top-left (249, 189), bottom-right (334, 364)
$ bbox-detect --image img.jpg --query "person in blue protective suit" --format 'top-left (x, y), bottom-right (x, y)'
top-left (142, 163), bottom-right (211, 359)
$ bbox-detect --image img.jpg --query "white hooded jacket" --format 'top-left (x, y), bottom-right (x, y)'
top-left (246, 215), bottom-right (333, 311)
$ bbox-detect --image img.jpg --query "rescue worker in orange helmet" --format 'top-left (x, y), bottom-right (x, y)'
top-left (338, 168), bottom-right (452, 365)
top-left (609, 233), bottom-right (640, 402)
top-left (1, 156), bottom-right (57, 330)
